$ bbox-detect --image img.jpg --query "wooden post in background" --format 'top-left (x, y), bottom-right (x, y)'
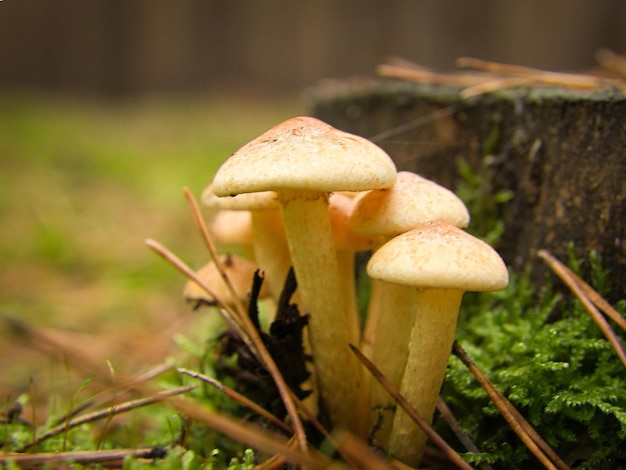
top-left (309, 79), bottom-right (626, 299)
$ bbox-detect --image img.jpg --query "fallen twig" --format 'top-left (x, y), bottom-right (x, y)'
top-left (177, 368), bottom-right (291, 434)
top-left (52, 361), bottom-right (175, 426)
top-left (595, 48), bottom-right (626, 78)
top-left (349, 344), bottom-right (472, 470)
top-left (452, 341), bottom-right (570, 470)
top-left (538, 249), bottom-right (626, 367)
top-left (460, 76), bottom-right (535, 98)
top-left (183, 187), bottom-right (308, 452)
top-left (0, 447), bottom-right (169, 468)
top-left (332, 430), bottom-right (396, 470)
top-left (457, 57), bottom-right (626, 90)
top-left (4, 317), bottom-right (332, 469)
top-left (437, 397), bottom-right (493, 470)
top-left (17, 385), bottom-right (195, 452)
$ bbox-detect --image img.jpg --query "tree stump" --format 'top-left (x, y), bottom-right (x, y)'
top-left (308, 79), bottom-right (626, 300)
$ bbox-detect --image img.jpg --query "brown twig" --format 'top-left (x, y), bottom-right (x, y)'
top-left (437, 397), bottom-right (493, 470)
top-left (460, 76), bottom-right (535, 98)
top-left (52, 361), bottom-right (175, 425)
top-left (580, 282), bottom-right (626, 333)
top-left (377, 63), bottom-right (486, 88)
top-left (182, 187), bottom-right (309, 452)
top-left (0, 448), bottom-right (169, 468)
top-left (145, 238), bottom-right (310, 452)
top-left (4, 317), bottom-right (331, 469)
top-left (349, 344), bottom-right (472, 470)
top-left (457, 57), bottom-right (626, 90)
top-left (253, 437), bottom-right (296, 470)
top-left (595, 48), bottom-right (626, 77)
top-left (177, 368), bottom-right (291, 434)
top-left (144, 239), bottom-right (255, 352)
top-left (332, 430), bottom-right (396, 470)
top-left (183, 188), bottom-right (249, 318)
top-left (452, 341), bottom-right (570, 470)
top-left (538, 249), bottom-right (626, 368)
top-left (17, 386), bottom-right (195, 452)
top-left (539, 251), bottom-right (626, 333)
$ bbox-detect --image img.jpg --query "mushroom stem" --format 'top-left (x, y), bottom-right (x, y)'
top-left (361, 279), bottom-right (382, 357)
top-left (250, 210), bottom-right (291, 307)
top-left (336, 249), bottom-right (361, 335)
top-left (361, 239), bottom-right (386, 357)
top-left (368, 282), bottom-right (417, 445)
top-left (278, 189), bottom-right (366, 436)
top-left (388, 288), bottom-right (463, 465)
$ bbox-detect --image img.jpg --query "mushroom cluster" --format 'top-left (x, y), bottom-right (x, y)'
top-left (192, 116), bottom-right (509, 466)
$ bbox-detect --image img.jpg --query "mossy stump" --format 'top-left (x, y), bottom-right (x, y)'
top-left (309, 79), bottom-right (626, 300)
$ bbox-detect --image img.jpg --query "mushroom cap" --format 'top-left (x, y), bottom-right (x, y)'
top-left (208, 210), bottom-right (253, 246)
top-left (212, 116), bottom-right (397, 196)
top-left (202, 183), bottom-right (279, 211)
top-left (350, 171), bottom-right (470, 237)
top-left (367, 221), bottom-right (509, 292)
top-left (183, 254), bottom-right (269, 306)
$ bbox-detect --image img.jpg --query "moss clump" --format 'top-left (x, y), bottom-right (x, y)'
top-left (442, 252), bottom-right (626, 469)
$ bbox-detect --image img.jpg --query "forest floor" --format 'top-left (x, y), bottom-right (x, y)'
top-left (0, 90), bottom-right (303, 413)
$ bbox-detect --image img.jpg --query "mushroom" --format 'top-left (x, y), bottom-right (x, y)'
top-left (183, 253), bottom-right (270, 311)
top-left (366, 221), bottom-right (509, 465)
top-left (211, 116), bottom-right (397, 434)
top-left (207, 209), bottom-right (254, 259)
top-left (349, 171), bottom-right (470, 439)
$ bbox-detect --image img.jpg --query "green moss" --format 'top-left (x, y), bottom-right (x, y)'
top-left (442, 254), bottom-right (626, 468)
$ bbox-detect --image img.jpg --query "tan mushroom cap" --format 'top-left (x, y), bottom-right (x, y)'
top-left (212, 116), bottom-right (397, 196)
top-left (350, 171), bottom-right (470, 237)
top-left (367, 221), bottom-right (509, 292)
top-left (208, 210), bottom-right (253, 246)
top-left (202, 183), bottom-right (279, 211)
top-left (183, 254), bottom-right (269, 307)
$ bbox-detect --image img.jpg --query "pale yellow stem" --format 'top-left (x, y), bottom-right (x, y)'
top-left (278, 190), bottom-right (367, 436)
top-left (250, 211), bottom-right (291, 304)
top-left (368, 283), bottom-right (417, 446)
top-left (336, 249), bottom-right (361, 336)
top-left (388, 288), bottom-right (463, 466)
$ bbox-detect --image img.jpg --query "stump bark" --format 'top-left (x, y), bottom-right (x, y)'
top-left (309, 79), bottom-right (626, 299)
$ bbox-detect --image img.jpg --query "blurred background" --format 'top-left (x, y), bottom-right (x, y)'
top-left (2, 0), bottom-right (626, 95)
top-left (1, 0), bottom-right (624, 396)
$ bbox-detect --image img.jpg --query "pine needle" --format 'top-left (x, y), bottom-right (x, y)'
top-left (452, 341), bottom-right (570, 470)
top-left (0, 448), bottom-right (169, 467)
top-left (436, 397), bottom-right (493, 470)
top-left (17, 386), bottom-right (195, 452)
top-left (538, 249), bottom-right (626, 368)
top-left (177, 368), bottom-right (291, 434)
top-left (182, 187), bottom-right (309, 452)
top-left (349, 344), bottom-right (472, 470)
top-left (5, 317), bottom-right (330, 469)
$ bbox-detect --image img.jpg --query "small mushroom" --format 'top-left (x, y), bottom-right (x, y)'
top-left (211, 116), bottom-right (397, 435)
top-left (202, 185), bottom-right (290, 304)
top-left (367, 221), bottom-right (509, 465)
top-left (183, 253), bottom-right (269, 311)
top-left (349, 171), bottom-right (470, 438)
top-left (350, 171), bottom-right (470, 238)
top-left (207, 210), bottom-right (254, 258)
